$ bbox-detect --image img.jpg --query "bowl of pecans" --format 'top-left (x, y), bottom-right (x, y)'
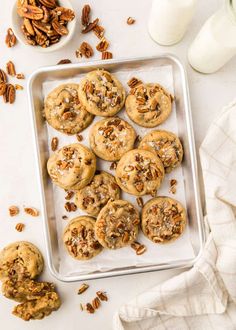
top-left (12, 0), bottom-right (76, 52)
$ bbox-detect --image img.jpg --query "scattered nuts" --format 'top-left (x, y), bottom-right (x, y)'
top-left (5, 28), bottom-right (17, 48)
top-left (24, 207), bottom-right (39, 217)
top-left (9, 206), bottom-right (20, 217)
top-left (78, 42), bottom-right (94, 58)
top-left (3, 84), bottom-right (15, 104)
top-left (0, 69), bottom-right (7, 83)
top-left (96, 291), bottom-right (108, 301)
top-left (102, 51), bottom-right (113, 60)
top-left (77, 283), bottom-right (89, 295)
top-left (51, 137), bottom-right (58, 151)
top-left (15, 223), bottom-right (25, 232)
top-left (127, 17), bottom-right (135, 25)
top-left (57, 59), bottom-right (72, 65)
top-left (6, 61), bottom-right (16, 77)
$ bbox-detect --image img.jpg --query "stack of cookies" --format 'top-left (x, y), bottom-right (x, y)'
top-left (44, 69), bottom-right (187, 260)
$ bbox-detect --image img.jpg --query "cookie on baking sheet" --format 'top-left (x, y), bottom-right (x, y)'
top-left (47, 143), bottom-right (96, 190)
top-left (139, 130), bottom-right (183, 173)
top-left (115, 149), bottom-right (165, 196)
top-left (0, 241), bottom-right (44, 281)
top-left (78, 69), bottom-right (126, 117)
top-left (63, 216), bottom-right (103, 260)
top-left (141, 197), bottom-right (187, 244)
top-left (44, 83), bottom-right (94, 135)
top-left (95, 200), bottom-right (140, 249)
top-left (125, 83), bottom-right (172, 127)
top-left (75, 171), bottom-right (120, 216)
top-left (89, 117), bottom-right (137, 161)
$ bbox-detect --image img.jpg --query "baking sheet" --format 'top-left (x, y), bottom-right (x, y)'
top-left (42, 64), bottom-right (195, 276)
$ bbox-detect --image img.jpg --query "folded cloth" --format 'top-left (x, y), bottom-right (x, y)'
top-left (114, 100), bottom-right (236, 330)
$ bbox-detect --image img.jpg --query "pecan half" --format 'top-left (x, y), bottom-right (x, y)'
top-left (78, 42), bottom-right (94, 58)
top-left (15, 223), bottom-right (25, 232)
top-left (96, 37), bottom-right (109, 52)
top-left (0, 83), bottom-right (7, 96)
top-left (5, 28), bottom-right (17, 48)
top-left (6, 61), bottom-right (16, 77)
top-left (41, 5), bottom-right (51, 23)
top-left (127, 77), bottom-right (142, 88)
top-left (131, 241), bottom-right (146, 255)
top-left (9, 206), bottom-right (20, 217)
top-left (102, 51), bottom-right (113, 60)
top-left (24, 207), bottom-right (39, 217)
top-left (77, 283), bottom-right (89, 295)
top-left (52, 18), bottom-right (68, 35)
top-left (17, 5), bottom-right (44, 20)
top-left (51, 137), bottom-right (58, 151)
top-left (93, 25), bottom-right (105, 39)
top-left (65, 191), bottom-right (74, 200)
top-left (96, 291), bottom-right (108, 301)
top-left (54, 7), bottom-right (75, 21)
top-left (64, 202), bottom-right (77, 212)
top-left (136, 197), bottom-right (144, 208)
top-left (92, 297), bottom-right (100, 310)
top-left (57, 59), bottom-right (71, 65)
top-left (38, 0), bottom-right (57, 9)
top-left (127, 17), bottom-right (135, 25)
top-left (3, 84), bottom-right (15, 104)
top-left (82, 18), bottom-right (99, 34)
top-left (32, 20), bottom-right (52, 34)
top-left (23, 18), bottom-right (35, 35)
top-left (85, 303), bottom-right (95, 314)
top-left (0, 69), bottom-right (7, 83)
top-left (81, 4), bottom-right (91, 26)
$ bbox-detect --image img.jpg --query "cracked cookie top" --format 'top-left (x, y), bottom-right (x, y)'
top-left (95, 200), bottom-right (140, 249)
top-left (89, 117), bottom-right (136, 161)
top-left (47, 143), bottom-right (96, 190)
top-left (44, 83), bottom-right (94, 135)
top-left (125, 83), bottom-right (173, 127)
top-left (141, 197), bottom-right (186, 244)
top-left (79, 70), bottom-right (126, 116)
top-left (116, 149), bottom-right (165, 196)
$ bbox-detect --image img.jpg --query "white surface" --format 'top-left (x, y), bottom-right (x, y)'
top-left (0, 0), bottom-right (235, 329)
top-left (43, 64), bottom-right (194, 276)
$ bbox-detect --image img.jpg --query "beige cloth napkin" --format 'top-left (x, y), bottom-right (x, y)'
top-left (114, 100), bottom-right (236, 330)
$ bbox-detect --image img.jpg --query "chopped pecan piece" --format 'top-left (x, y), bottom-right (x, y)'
top-left (76, 134), bottom-right (83, 142)
top-left (85, 303), bottom-right (95, 314)
top-left (57, 59), bottom-right (71, 65)
top-left (127, 17), bottom-right (135, 25)
top-left (96, 291), bottom-right (108, 301)
top-left (15, 84), bottom-right (24, 90)
top-left (5, 28), bottom-right (17, 48)
top-left (82, 18), bottom-right (99, 34)
top-left (15, 223), bottom-right (25, 232)
top-left (102, 51), bottom-right (113, 60)
top-left (6, 61), bottom-right (16, 77)
top-left (16, 73), bottom-right (25, 79)
top-left (54, 7), bottom-right (75, 21)
top-left (96, 37), bottom-right (109, 52)
top-left (24, 207), bottom-right (39, 217)
top-left (92, 297), bottom-right (100, 310)
top-left (78, 42), bottom-right (94, 58)
top-left (9, 206), bottom-right (20, 217)
top-left (0, 83), bottom-right (7, 96)
top-left (127, 77), bottom-right (142, 88)
top-left (93, 25), bottom-right (105, 39)
top-left (81, 4), bottom-right (91, 26)
top-left (77, 283), bottom-right (89, 295)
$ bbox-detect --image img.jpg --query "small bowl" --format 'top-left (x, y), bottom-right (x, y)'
top-left (11, 0), bottom-right (76, 53)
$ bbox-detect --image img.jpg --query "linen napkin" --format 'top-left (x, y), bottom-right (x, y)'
top-left (114, 99), bottom-right (236, 330)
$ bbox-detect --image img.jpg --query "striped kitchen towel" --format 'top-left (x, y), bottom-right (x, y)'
top-left (114, 100), bottom-right (236, 330)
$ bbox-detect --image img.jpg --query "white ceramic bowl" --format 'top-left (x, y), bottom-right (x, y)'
top-left (11, 0), bottom-right (76, 53)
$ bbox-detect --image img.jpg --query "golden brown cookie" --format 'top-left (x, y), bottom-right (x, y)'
top-left (44, 83), bottom-right (94, 135)
top-left (95, 200), bottom-right (140, 249)
top-left (75, 171), bottom-right (120, 216)
top-left (139, 130), bottom-right (183, 173)
top-left (125, 83), bottom-right (172, 127)
top-left (0, 241), bottom-right (44, 282)
top-left (89, 117), bottom-right (137, 161)
top-left (47, 143), bottom-right (96, 190)
top-left (115, 149), bottom-right (165, 196)
top-left (141, 197), bottom-right (187, 244)
top-left (79, 70), bottom-right (126, 116)
top-left (63, 216), bottom-right (103, 260)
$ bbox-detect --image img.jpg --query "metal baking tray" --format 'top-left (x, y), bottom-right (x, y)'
top-left (28, 55), bottom-right (205, 282)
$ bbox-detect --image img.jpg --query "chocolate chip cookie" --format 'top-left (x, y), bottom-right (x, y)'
top-left (44, 83), bottom-right (94, 135)
top-left (139, 130), bottom-right (183, 173)
top-left (95, 200), bottom-right (140, 249)
top-left (79, 70), bottom-right (126, 116)
top-left (89, 117), bottom-right (136, 161)
top-left (47, 143), bottom-right (96, 190)
top-left (126, 83), bottom-right (172, 127)
top-left (63, 216), bottom-right (103, 260)
top-left (75, 171), bottom-right (120, 216)
top-left (116, 149), bottom-right (165, 196)
top-left (0, 241), bottom-right (44, 281)
top-left (141, 197), bottom-right (187, 244)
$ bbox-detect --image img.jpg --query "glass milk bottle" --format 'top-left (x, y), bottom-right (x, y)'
top-left (148, 0), bottom-right (197, 46)
top-left (188, 0), bottom-right (236, 73)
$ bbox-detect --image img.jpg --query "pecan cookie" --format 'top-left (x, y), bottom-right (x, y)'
top-left (44, 83), bottom-right (94, 135)
top-left (75, 171), bottom-right (120, 216)
top-left (0, 241), bottom-right (44, 281)
top-left (12, 291), bottom-right (61, 321)
top-left (47, 143), bottom-right (96, 190)
top-left (126, 83), bottom-right (172, 127)
top-left (142, 197), bottom-right (187, 244)
top-left (95, 200), bottom-right (140, 249)
top-left (79, 69), bottom-right (126, 116)
top-left (116, 149), bottom-right (165, 196)
top-left (139, 130), bottom-right (183, 173)
top-left (63, 216), bottom-right (103, 260)
top-left (89, 117), bottom-right (136, 161)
